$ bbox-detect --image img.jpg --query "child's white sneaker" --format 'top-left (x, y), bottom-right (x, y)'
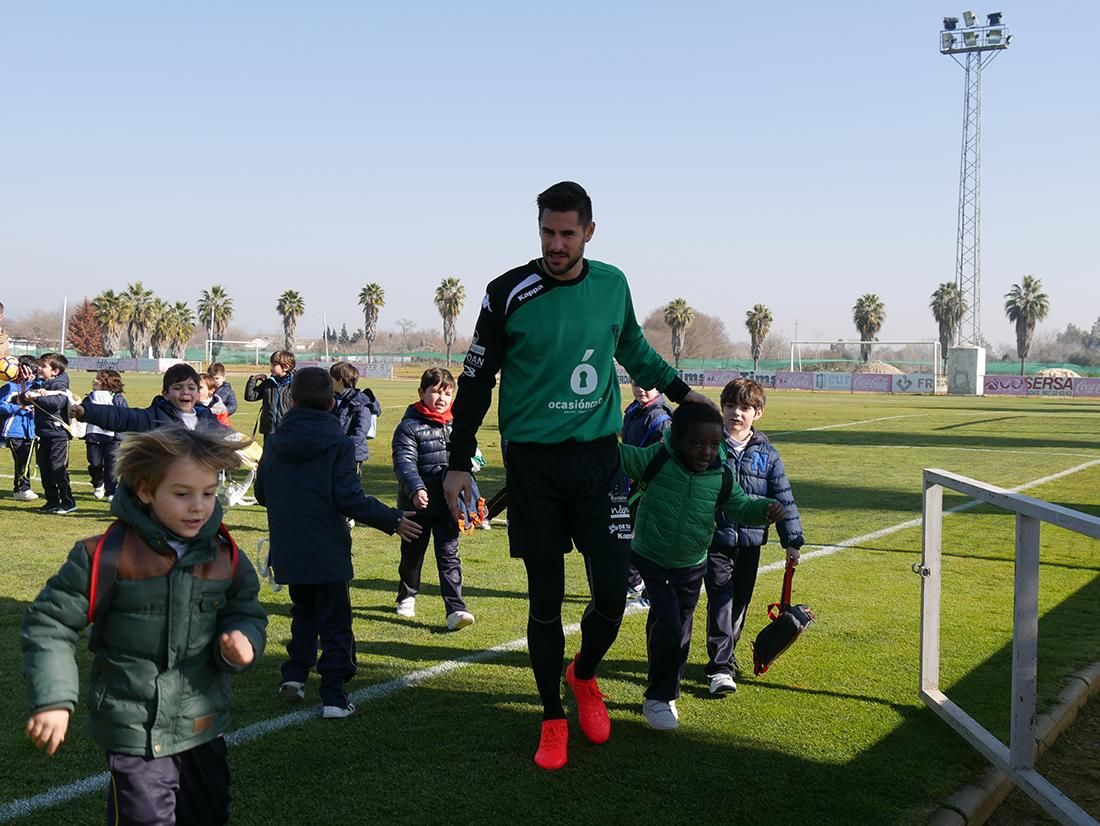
top-left (322, 702), bottom-right (356, 719)
top-left (278, 681), bottom-right (305, 701)
top-left (13, 489), bottom-right (38, 501)
top-left (446, 610), bottom-right (475, 631)
top-left (708, 673), bottom-right (737, 695)
top-left (93, 485), bottom-right (106, 500)
top-left (642, 699), bottom-right (680, 731)
top-left (396, 597), bottom-right (416, 618)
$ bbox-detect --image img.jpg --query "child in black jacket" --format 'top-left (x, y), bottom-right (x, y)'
top-left (391, 367), bottom-right (476, 631)
top-left (21, 353), bottom-right (76, 514)
top-left (256, 368), bottom-right (420, 718)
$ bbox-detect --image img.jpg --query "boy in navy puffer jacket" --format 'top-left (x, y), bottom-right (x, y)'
top-left (391, 367), bottom-right (476, 631)
top-left (704, 378), bottom-right (804, 695)
top-left (329, 361), bottom-right (381, 472)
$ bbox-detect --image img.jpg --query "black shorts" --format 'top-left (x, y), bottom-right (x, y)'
top-left (505, 436), bottom-right (632, 560)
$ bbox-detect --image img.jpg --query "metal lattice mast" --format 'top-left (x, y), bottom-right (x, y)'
top-left (955, 51), bottom-right (982, 345)
top-left (940, 12), bottom-right (1010, 347)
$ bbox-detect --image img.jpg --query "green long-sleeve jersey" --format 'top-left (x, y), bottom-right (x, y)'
top-left (449, 258), bottom-right (689, 469)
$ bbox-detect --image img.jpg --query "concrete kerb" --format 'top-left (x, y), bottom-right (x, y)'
top-left (926, 660), bottom-right (1100, 825)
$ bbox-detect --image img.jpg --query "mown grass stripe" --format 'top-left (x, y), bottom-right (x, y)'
top-left (2, 457), bottom-right (1096, 821)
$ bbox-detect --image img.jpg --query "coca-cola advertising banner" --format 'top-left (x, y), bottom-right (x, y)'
top-left (777, 372), bottom-right (815, 390)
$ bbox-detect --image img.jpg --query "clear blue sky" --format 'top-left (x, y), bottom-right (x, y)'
top-left (2, 2), bottom-right (1096, 349)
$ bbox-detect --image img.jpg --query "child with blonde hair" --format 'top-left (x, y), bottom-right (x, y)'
top-left (22, 426), bottom-right (267, 823)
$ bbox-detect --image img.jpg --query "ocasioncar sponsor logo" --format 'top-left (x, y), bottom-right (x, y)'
top-left (550, 349), bottom-right (605, 411)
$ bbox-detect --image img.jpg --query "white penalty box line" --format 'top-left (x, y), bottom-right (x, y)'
top-left (2, 459), bottom-right (1099, 820)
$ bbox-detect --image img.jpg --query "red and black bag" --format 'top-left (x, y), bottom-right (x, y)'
top-left (751, 559), bottom-right (814, 676)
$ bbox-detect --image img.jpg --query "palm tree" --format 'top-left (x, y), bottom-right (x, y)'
top-left (276, 290), bottom-right (305, 352)
top-left (1004, 274), bottom-right (1050, 376)
top-left (930, 282), bottom-right (967, 373)
top-left (664, 298), bottom-right (695, 369)
top-left (358, 283), bottom-right (385, 362)
top-left (148, 299), bottom-right (170, 358)
top-left (168, 301), bottom-right (196, 359)
top-left (744, 304), bottom-right (773, 372)
top-left (434, 277), bottom-right (465, 364)
top-left (120, 282), bottom-right (156, 358)
top-left (92, 289), bottom-right (126, 356)
top-left (197, 285), bottom-right (234, 359)
top-left (852, 294), bottom-right (886, 363)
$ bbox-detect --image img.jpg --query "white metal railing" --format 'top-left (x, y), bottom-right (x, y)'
top-left (917, 468), bottom-right (1100, 826)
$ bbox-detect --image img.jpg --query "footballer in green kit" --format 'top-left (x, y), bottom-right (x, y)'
top-left (444, 181), bottom-right (711, 771)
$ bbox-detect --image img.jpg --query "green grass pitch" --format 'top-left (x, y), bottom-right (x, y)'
top-left (0, 373), bottom-right (1097, 824)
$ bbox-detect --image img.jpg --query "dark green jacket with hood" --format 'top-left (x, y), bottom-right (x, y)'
top-left (620, 431), bottom-right (778, 569)
top-left (20, 484), bottom-right (267, 758)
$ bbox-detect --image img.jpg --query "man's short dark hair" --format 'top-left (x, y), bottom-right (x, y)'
top-left (670, 402), bottom-right (723, 444)
top-left (419, 366), bottom-right (455, 393)
top-left (537, 181), bottom-right (592, 227)
top-left (291, 367), bottom-right (334, 411)
top-left (162, 363), bottom-right (201, 391)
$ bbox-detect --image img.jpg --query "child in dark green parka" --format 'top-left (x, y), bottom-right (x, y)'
top-left (21, 427), bottom-right (267, 824)
top-left (620, 402), bottom-right (783, 732)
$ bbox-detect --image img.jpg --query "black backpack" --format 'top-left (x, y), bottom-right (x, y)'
top-left (627, 446), bottom-right (734, 521)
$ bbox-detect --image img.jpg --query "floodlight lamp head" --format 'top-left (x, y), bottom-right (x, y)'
top-left (962, 10), bottom-right (977, 26)
top-left (963, 31), bottom-right (978, 46)
top-left (941, 32), bottom-right (956, 49)
top-left (943, 16), bottom-right (958, 30)
top-left (987, 11), bottom-right (1002, 25)
top-left (986, 28), bottom-right (1003, 45)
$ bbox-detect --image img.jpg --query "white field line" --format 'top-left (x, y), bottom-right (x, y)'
top-left (769, 414), bottom-right (918, 436)
top-left (803, 445), bottom-right (1100, 458)
top-left (3, 458), bottom-right (1099, 820)
top-left (758, 456), bottom-right (1100, 575)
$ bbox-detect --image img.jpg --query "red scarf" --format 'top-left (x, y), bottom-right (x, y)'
top-left (414, 402), bottom-right (453, 425)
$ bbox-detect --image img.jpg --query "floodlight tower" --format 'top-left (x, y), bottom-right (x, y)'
top-left (940, 11), bottom-right (1010, 348)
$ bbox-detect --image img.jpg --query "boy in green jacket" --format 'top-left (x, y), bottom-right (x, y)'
top-left (21, 427), bottom-right (267, 824)
top-left (620, 402), bottom-right (783, 731)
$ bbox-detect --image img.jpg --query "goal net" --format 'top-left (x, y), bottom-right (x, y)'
top-left (789, 340), bottom-right (942, 380)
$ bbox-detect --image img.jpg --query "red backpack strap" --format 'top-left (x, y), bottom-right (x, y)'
top-left (87, 520), bottom-right (126, 651)
top-left (219, 523), bottom-right (241, 584)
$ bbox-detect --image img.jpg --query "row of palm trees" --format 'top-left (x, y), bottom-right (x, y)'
top-left (662, 298), bottom-right (774, 371)
top-left (253, 278), bottom-right (467, 359)
top-left (92, 274), bottom-right (1050, 373)
top-left (92, 283), bottom-right (199, 359)
top-left (931, 274), bottom-right (1050, 375)
top-left (662, 274), bottom-right (1050, 375)
top-left (90, 277), bottom-right (471, 362)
